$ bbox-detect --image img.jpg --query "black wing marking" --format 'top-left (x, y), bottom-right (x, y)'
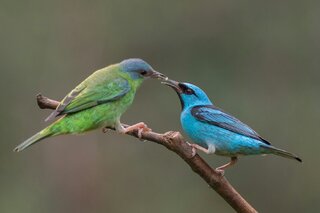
top-left (45, 85), bottom-right (85, 122)
top-left (191, 105), bottom-right (271, 145)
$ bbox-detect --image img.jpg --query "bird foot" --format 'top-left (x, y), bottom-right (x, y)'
top-left (191, 147), bottom-right (197, 157)
top-left (215, 168), bottom-right (225, 176)
top-left (187, 142), bottom-right (197, 157)
top-left (102, 127), bottom-right (110, 133)
top-left (214, 157), bottom-right (238, 176)
top-left (123, 122), bottom-right (151, 139)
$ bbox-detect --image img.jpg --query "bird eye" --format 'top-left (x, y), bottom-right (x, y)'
top-left (185, 88), bottom-right (194, 95)
top-left (140, 70), bottom-right (147, 75)
top-left (179, 83), bottom-right (195, 95)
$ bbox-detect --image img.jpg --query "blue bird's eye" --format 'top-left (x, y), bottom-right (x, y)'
top-left (179, 83), bottom-right (196, 95)
top-left (185, 88), bottom-right (194, 95)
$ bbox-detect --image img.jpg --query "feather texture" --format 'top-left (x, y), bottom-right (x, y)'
top-left (14, 59), bottom-right (160, 152)
top-left (191, 105), bottom-right (271, 145)
top-left (165, 81), bottom-right (301, 161)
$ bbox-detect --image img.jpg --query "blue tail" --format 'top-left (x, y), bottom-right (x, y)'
top-left (261, 145), bottom-right (302, 162)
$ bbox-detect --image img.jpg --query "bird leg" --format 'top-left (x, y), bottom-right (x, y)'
top-left (189, 143), bottom-right (212, 155)
top-left (215, 157), bottom-right (238, 176)
top-left (102, 127), bottom-right (110, 133)
top-left (115, 122), bottom-right (151, 139)
top-left (186, 142), bottom-right (197, 157)
top-left (124, 122), bottom-right (152, 138)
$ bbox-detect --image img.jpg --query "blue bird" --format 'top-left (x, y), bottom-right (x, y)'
top-left (163, 80), bottom-right (301, 173)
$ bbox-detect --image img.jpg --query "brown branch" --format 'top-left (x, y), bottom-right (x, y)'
top-left (36, 94), bottom-right (258, 213)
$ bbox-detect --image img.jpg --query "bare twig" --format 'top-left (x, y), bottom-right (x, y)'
top-left (36, 94), bottom-right (258, 213)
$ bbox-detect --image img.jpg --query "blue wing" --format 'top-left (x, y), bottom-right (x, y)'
top-left (191, 105), bottom-right (270, 145)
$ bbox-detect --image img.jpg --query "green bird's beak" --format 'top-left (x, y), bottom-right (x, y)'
top-left (149, 70), bottom-right (168, 80)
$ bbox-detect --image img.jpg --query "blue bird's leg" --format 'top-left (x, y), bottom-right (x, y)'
top-left (216, 157), bottom-right (238, 175)
top-left (186, 142), bottom-right (197, 157)
top-left (189, 143), bottom-right (212, 154)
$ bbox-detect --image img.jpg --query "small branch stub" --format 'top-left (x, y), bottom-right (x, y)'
top-left (37, 94), bottom-right (60, 109)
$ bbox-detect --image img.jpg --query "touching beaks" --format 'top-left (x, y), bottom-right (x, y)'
top-left (149, 70), bottom-right (168, 80)
top-left (161, 79), bottom-right (182, 93)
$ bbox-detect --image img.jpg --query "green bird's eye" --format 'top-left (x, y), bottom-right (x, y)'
top-left (140, 70), bottom-right (147, 75)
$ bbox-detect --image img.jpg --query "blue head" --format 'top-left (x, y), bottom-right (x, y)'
top-left (119, 58), bottom-right (167, 80)
top-left (163, 80), bottom-right (213, 110)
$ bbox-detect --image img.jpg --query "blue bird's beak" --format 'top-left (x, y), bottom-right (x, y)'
top-left (161, 79), bottom-right (182, 93)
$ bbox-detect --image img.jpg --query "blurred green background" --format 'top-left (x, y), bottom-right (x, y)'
top-left (1, 0), bottom-right (319, 212)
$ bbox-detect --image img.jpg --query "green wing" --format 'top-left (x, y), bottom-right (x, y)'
top-left (45, 77), bottom-right (130, 121)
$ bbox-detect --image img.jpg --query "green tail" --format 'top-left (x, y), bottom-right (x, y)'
top-left (14, 130), bottom-right (51, 152)
top-left (262, 145), bottom-right (302, 162)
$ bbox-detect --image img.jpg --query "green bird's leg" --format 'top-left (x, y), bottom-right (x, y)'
top-left (122, 122), bottom-right (151, 138)
top-left (104, 120), bottom-right (151, 138)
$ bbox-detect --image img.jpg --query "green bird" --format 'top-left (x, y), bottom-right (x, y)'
top-left (14, 58), bottom-right (167, 152)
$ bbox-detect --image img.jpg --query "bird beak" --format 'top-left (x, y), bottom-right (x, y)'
top-left (149, 70), bottom-right (168, 80)
top-left (161, 79), bottom-right (182, 93)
